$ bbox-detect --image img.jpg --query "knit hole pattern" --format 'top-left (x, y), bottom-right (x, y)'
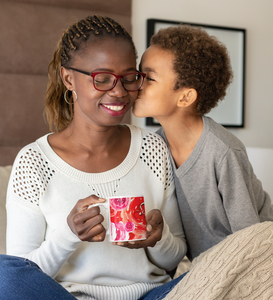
top-left (140, 133), bottom-right (173, 190)
top-left (88, 179), bottom-right (121, 198)
top-left (12, 148), bottom-right (56, 206)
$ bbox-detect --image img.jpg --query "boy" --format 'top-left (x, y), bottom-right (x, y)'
top-left (133, 25), bottom-right (273, 261)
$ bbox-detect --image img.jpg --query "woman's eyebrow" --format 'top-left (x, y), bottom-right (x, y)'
top-left (91, 67), bottom-right (137, 73)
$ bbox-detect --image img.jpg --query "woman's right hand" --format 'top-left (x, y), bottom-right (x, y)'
top-left (67, 195), bottom-right (106, 242)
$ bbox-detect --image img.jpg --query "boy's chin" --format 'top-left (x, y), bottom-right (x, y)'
top-left (132, 107), bottom-right (145, 118)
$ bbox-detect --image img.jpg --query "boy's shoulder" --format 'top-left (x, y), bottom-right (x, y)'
top-left (204, 116), bottom-right (246, 152)
top-left (155, 127), bottom-right (167, 144)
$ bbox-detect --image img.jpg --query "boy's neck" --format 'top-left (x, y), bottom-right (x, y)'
top-left (162, 115), bottom-right (203, 168)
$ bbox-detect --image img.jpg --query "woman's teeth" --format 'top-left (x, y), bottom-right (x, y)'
top-left (103, 105), bottom-right (125, 111)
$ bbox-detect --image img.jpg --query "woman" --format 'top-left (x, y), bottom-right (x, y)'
top-left (0, 16), bottom-right (186, 300)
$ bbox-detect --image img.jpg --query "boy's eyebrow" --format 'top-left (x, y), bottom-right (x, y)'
top-left (142, 67), bottom-right (157, 74)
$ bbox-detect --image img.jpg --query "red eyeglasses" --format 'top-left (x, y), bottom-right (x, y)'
top-left (69, 68), bottom-right (146, 92)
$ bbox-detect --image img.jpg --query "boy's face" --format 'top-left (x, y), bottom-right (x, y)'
top-left (133, 45), bottom-right (182, 122)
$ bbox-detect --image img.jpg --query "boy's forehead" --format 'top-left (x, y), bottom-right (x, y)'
top-left (141, 46), bottom-right (160, 66)
top-left (141, 46), bottom-right (173, 68)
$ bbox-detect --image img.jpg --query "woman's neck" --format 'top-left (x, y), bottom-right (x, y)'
top-left (48, 121), bottom-right (130, 173)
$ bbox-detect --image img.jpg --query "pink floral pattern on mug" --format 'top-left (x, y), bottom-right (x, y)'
top-left (110, 197), bottom-right (130, 210)
top-left (109, 196), bottom-right (146, 242)
top-left (125, 222), bottom-right (135, 232)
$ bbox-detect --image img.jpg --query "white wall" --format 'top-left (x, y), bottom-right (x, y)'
top-left (131, 0), bottom-right (273, 148)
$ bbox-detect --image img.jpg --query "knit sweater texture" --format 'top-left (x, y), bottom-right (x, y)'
top-left (157, 116), bottom-right (273, 261)
top-left (164, 221), bottom-right (273, 300)
top-left (6, 124), bottom-right (187, 300)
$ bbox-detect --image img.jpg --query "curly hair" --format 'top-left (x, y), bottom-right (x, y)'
top-left (150, 25), bottom-right (233, 115)
top-left (44, 15), bottom-right (137, 132)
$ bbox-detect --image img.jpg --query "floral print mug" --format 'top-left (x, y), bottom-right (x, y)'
top-left (91, 196), bottom-right (147, 242)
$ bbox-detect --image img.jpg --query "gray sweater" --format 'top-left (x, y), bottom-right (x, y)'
top-left (157, 116), bottom-right (273, 261)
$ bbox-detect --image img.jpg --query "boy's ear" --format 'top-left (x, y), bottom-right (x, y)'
top-left (60, 66), bottom-right (74, 90)
top-left (177, 88), bottom-right (198, 108)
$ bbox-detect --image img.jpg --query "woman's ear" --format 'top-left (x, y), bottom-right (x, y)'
top-left (177, 88), bottom-right (198, 108)
top-left (60, 67), bottom-right (74, 90)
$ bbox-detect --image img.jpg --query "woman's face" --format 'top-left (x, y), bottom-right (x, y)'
top-left (133, 45), bottom-right (181, 122)
top-left (64, 38), bottom-right (137, 128)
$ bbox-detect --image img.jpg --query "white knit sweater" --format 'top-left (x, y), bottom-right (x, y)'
top-left (6, 125), bottom-right (186, 300)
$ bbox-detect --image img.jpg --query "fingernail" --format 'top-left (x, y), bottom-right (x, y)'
top-left (99, 198), bottom-right (106, 202)
top-left (147, 224), bottom-right (152, 232)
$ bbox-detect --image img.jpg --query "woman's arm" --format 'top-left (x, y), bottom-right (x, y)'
top-left (115, 185), bottom-right (187, 271)
top-left (6, 196), bottom-right (80, 278)
top-left (145, 186), bottom-right (187, 271)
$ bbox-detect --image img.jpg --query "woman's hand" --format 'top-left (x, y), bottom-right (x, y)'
top-left (113, 209), bottom-right (164, 249)
top-left (67, 195), bottom-right (106, 242)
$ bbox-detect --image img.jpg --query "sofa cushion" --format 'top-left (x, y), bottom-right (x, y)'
top-left (0, 165), bottom-right (12, 254)
top-left (165, 221), bottom-right (273, 300)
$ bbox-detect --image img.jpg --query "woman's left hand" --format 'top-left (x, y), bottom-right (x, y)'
top-left (112, 209), bottom-right (164, 249)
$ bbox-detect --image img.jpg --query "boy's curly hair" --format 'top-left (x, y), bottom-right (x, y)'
top-left (150, 25), bottom-right (233, 115)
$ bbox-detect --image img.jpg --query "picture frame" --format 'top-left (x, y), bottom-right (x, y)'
top-left (145, 19), bottom-right (246, 128)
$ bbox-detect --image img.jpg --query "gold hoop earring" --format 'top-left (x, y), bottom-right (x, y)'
top-left (64, 90), bottom-right (72, 104)
top-left (73, 90), bottom-right (78, 103)
top-left (64, 90), bottom-right (77, 104)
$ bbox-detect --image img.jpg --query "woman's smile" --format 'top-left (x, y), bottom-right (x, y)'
top-left (100, 102), bottom-right (128, 117)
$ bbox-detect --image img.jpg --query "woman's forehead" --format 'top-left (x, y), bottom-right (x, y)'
top-left (72, 38), bottom-right (137, 72)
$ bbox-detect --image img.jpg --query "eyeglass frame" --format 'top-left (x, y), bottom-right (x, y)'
top-left (69, 67), bottom-right (146, 92)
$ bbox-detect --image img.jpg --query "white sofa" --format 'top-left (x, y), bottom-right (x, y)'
top-left (0, 165), bottom-right (12, 254)
top-left (245, 147), bottom-right (273, 200)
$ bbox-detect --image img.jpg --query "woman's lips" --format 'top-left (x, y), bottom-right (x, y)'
top-left (100, 103), bottom-right (128, 117)
top-left (102, 104), bottom-right (125, 111)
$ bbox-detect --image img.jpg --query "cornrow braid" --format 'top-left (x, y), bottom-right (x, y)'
top-left (44, 15), bottom-right (137, 132)
top-left (60, 15), bottom-right (133, 66)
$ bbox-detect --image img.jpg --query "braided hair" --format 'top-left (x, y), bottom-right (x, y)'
top-left (44, 15), bottom-right (137, 132)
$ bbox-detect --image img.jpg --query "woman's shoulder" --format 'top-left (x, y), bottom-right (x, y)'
top-left (13, 134), bottom-right (50, 163)
top-left (128, 125), bottom-right (173, 183)
top-left (128, 124), bottom-right (167, 148)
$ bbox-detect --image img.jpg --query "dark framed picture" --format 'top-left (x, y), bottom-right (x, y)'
top-left (145, 19), bottom-right (246, 128)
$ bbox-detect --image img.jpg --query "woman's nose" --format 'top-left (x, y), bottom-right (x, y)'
top-left (107, 78), bottom-right (127, 97)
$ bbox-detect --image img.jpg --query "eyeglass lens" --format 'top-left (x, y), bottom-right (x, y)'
top-left (94, 73), bottom-right (143, 91)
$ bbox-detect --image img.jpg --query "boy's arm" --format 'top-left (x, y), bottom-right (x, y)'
top-left (218, 148), bottom-right (273, 232)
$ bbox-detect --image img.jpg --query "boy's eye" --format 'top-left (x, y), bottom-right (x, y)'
top-left (146, 77), bottom-right (155, 81)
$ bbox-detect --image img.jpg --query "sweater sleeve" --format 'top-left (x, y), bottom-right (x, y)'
top-left (218, 148), bottom-right (273, 232)
top-left (6, 150), bottom-right (81, 279)
top-left (146, 184), bottom-right (187, 271)
top-left (143, 132), bottom-right (187, 271)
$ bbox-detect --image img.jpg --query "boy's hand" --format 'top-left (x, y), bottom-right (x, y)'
top-left (112, 209), bottom-right (163, 249)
